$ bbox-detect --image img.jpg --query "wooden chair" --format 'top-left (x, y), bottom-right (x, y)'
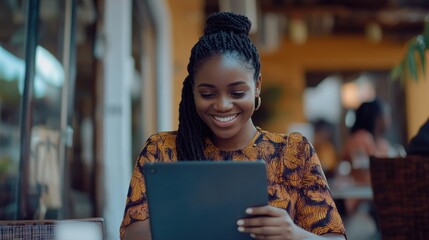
top-left (0, 217), bottom-right (105, 240)
top-left (370, 155), bottom-right (429, 240)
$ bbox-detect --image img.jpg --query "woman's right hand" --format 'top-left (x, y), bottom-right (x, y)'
top-left (236, 205), bottom-right (299, 239)
top-left (123, 219), bottom-right (152, 240)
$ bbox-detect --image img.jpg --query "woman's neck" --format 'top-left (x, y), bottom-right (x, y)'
top-left (210, 123), bottom-right (257, 151)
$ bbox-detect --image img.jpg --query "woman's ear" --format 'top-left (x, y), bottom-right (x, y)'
top-left (255, 73), bottom-right (262, 97)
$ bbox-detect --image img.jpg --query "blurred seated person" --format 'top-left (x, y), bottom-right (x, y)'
top-left (406, 118), bottom-right (429, 156)
top-left (339, 99), bottom-right (406, 240)
top-left (339, 98), bottom-right (394, 221)
top-left (340, 98), bottom-right (392, 185)
top-left (313, 119), bottom-right (338, 179)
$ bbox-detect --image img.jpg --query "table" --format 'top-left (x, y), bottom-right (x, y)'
top-left (328, 178), bottom-right (373, 199)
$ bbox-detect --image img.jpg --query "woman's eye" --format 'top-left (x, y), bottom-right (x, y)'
top-left (200, 93), bottom-right (215, 98)
top-left (231, 92), bottom-right (245, 98)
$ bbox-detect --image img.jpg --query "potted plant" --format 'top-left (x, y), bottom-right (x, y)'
top-left (391, 15), bottom-right (429, 82)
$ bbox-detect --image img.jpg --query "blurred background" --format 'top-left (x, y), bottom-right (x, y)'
top-left (0, 0), bottom-right (428, 239)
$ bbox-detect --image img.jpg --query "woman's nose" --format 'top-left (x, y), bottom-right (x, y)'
top-left (213, 97), bottom-right (233, 111)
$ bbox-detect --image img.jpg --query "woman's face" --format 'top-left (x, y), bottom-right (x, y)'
top-left (193, 54), bottom-right (261, 149)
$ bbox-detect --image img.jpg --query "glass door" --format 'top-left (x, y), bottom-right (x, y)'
top-left (0, 0), bottom-right (29, 220)
top-left (27, 0), bottom-right (76, 220)
top-left (0, 0), bottom-right (76, 220)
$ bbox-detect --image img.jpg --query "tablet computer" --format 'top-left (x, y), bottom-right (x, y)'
top-left (143, 160), bottom-right (268, 240)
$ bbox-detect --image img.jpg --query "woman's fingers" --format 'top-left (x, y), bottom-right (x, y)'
top-left (245, 205), bottom-right (287, 217)
top-left (249, 234), bottom-right (287, 240)
top-left (238, 225), bottom-right (279, 235)
top-left (237, 205), bottom-right (295, 239)
top-left (237, 216), bottom-right (279, 227)
top-left (237, 216), bottom-right (293, 235)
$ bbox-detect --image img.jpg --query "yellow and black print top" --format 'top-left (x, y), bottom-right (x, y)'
top-left (120, 128), bottom-right (346, 239)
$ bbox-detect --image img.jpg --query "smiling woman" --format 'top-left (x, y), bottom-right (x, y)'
top-left (120, 12), bottom-right (346, 240)
top-left (193, 54), bottom-right (260, 150)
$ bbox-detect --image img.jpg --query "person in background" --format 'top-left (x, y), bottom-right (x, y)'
top-left (339, 98), bottom-right (392, 239)
top-left (341, 98), bottom-right (391, 185)
top-left (406, 118), bottom-right (429, 156)
top-left (120, 12), bottom-right (346, 240)
top-left (313, 119), bottom-right (338, 179)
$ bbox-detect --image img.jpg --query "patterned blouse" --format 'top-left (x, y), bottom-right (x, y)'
top-left (120, 128), bottom-right (346, 239)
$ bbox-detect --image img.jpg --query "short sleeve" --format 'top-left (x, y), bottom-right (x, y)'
top-left (119, 134), bottom-right (163, 239)
top-left (290, 133), bottom-right (346, 236)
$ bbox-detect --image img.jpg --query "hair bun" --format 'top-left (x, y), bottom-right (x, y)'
top-left (204, 12), bottom-right (252, 36)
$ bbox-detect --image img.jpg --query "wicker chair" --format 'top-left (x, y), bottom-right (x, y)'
top-left (370, 156), bottom-right (429, 240)
top-left (0, 217), bottom-right (105, 240)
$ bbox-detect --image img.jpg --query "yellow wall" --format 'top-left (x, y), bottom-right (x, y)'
top-left (405, 55), bottom-right (429, 139)
top-left (166, 3), bottom-right (425, 138)
top-left (167, 0), bottom-right (204, 129)
top-left (260, 36), bottom-right (405, 132)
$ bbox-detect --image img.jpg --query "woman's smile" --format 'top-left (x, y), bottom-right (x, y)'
top-left (211, 113), bottom-right (240, 127)
top-left (213, 113), bottom-right (239, 123)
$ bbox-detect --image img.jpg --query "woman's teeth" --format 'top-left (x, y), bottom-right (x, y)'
top-left (214, 114), bottom-right (237, 122)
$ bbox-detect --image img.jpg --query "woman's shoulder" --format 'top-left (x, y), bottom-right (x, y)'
top-left (143, 131), bottom-right (178, 148)
top-left (258, 128), bottom-right (310, 146)
top-left (147, 131), bottom-right (178, 141)
top-left (259, 129), bottom-right (314, 164)
top-left (139, 131), bottom-right (178, 161)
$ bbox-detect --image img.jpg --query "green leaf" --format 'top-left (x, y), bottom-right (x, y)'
top-left (390, 62), bottom-right (403, 82)
top-left (423, 34), bottom-right (429, 47)
top-left (390, 17), bottom-right (428, 84)
top-left (424, 15), bottom-right (429, 38)
top-left (415, 44), bottom-right (426, 77)
top-left (407, 43), bottom-right (418, 81)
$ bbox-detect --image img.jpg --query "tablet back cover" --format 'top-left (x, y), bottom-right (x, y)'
top-left (143, 161), bottom-right (268, 240)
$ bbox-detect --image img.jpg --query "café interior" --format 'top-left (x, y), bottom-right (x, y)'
top-left (0, 0), bottom-right (429, 239)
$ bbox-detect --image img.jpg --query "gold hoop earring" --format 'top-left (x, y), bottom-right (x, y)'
top-left (255, 96), bottom-right (261, 111)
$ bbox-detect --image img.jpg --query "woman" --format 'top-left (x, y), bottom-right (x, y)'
top-left (339, 98), bottom-right (391, 238)
top-left (121, 12), bottom-right (346, 240)
top-left (341, 98), bottom-right (391, 184)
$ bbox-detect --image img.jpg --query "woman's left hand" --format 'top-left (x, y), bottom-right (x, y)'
top-left (237, 205), bottom-right (297, 240)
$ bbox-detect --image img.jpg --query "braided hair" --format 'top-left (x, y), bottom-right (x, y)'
top-left (176, 12), bottom-right (261, 161)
